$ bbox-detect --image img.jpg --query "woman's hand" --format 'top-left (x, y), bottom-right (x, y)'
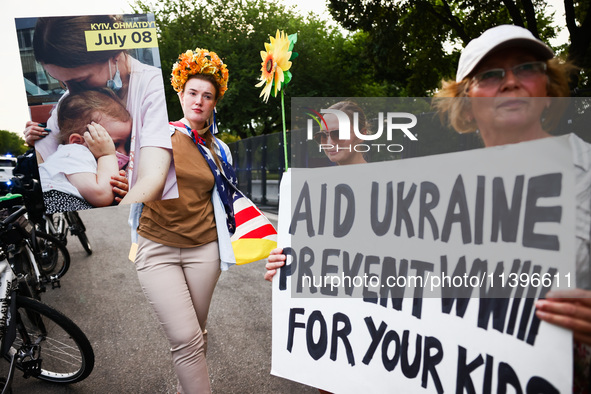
top-left (84, 122), bottom-right (116, 158)
top-left (23, 121), bottom-right (50, 146)
top-left (265, 248), bottom-right (286, 282)
top-left (536, 289), bottom-right (591, 345)
top-left (111, 170), bottom-right (129, 203)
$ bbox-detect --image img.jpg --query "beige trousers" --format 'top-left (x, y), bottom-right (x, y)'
top-left (135, 235), bottom-right (221, 394)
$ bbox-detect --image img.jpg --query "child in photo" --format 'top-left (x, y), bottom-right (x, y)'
top-left (39, 88), bottom-right (132, 213)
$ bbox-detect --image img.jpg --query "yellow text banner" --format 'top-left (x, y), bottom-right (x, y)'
top-left (85, 28), bottom-right (158, 51)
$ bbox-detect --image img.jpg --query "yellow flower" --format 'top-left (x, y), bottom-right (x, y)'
top-left (256, 52), bottom-right (276, 102)
top-left (256, 30), bottom-right (292, 103)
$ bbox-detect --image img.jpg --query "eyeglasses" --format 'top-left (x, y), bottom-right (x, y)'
top-left (313, 130), bottom-right (340, 144)
top-left (471, 61), bottom-right (547, 88)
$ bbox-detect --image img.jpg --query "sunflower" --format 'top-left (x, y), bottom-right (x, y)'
top-left (255, 30), bottom-right (293, 103)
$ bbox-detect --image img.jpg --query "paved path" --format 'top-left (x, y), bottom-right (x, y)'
top-left (7, 204), bottom-right (313, 393)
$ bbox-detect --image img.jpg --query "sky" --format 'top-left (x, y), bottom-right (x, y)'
top-left (0, 0), bottom-right (569, 136)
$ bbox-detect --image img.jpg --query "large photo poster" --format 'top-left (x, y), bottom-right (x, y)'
top-left (15, 14), bottom-right (177, 213)
top-left (271, 135), bottom-right (577, 393)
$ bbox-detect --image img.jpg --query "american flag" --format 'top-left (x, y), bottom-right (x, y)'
top-left (173, 120), bottom-right (277, 265)
top-left (230, 191), bottom-right (277, 265)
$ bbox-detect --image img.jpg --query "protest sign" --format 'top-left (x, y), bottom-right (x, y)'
top-left (272, 135), bottom-right (575, 393)
top-left (15, 14), bottom-right (177, 214)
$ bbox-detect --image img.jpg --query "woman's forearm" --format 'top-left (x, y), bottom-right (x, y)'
top-left (120, 146), bottom-right (172, 204)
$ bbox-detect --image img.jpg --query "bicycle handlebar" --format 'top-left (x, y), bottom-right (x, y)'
top-left (1, 206), bottom-right (27, 228)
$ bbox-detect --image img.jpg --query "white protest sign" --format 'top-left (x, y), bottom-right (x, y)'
top-left (271, 136), bottom-right (575, 393)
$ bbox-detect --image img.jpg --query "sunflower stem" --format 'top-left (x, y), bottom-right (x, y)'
top-left (281, 89), bottom-right (288, 171)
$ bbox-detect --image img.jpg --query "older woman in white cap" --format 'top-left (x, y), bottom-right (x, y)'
top-left (435, 24), bottom-right (591, 392)
top-left (436, 24), bottom-right (575, 143)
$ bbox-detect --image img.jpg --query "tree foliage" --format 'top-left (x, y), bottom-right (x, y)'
top-left (131, 0), bottom-right (591, 140)
top-left (327, 0), bottom-right (591, 95)
top-left (133, 0), bottom-right (374, 138)
top-left (0, 131), bottom-right (27, 156)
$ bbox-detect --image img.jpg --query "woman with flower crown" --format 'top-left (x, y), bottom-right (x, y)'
top-left (133, 48), bottom-right (235, 394)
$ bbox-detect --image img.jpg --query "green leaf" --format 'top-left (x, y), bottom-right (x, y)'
top-left (283, 70), bottom-right (292, 86)
top-left (288, 33), bottom-right (298, 51)
top-left (289, 52), bottom-right (299, 61)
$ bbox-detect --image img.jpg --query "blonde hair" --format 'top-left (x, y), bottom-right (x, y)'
top-left (433, 58), bottom-right (577, 133)
top-left (328, 100), bottom-right (370, 134)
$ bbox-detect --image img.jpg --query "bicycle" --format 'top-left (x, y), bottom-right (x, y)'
top-left (44, 211), bottom-right (92, 255)
top-left (0, 196), bottom-right (94, 393)
top-left (0, 196), bottom-right (69, 300)
top-left (8, 174), bottom-right (92, 256)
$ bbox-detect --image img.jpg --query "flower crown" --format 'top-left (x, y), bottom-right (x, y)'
top-left (171, 48), bottom-right (229, 97)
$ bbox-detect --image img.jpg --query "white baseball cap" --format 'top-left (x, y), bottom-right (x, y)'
top-left (456, 25), bottom-right (554, 82)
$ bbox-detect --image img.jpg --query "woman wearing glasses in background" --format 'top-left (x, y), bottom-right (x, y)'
top-left (434, 24), bottom-right (590, 392)
top-left (311, 101), bottom-right (368, 166)
top-left (265, 100), bottom-right (368, 281)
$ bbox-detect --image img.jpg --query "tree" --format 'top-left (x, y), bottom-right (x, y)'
top-left (0, 130), bottom-right (27, 156)
top-left (133, 0), bottom-right (374, 139)
top-left (327, 0), bottom-right (591, 95)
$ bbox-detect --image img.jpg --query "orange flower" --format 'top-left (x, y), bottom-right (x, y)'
top-left (171, 48), bottom-right (229, 97)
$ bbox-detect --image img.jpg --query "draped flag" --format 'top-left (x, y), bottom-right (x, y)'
top-left (170, 121), bottom-right (277, 264)
top-left (230, 191), bottom-right (277, 265)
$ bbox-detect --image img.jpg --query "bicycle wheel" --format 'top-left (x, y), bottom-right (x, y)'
top-left (5, 295), bottom-right (94, 384)
top-left (10, 248), bottom-right (41, 301)
top-left (75, 231), bottom-right (92, 255)
top-left (65, 212), bottom-right (92, 255)
top-left (32, 232), bottom-right (70, 280)
top-left (0, 377), bottom-right (12, 394)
